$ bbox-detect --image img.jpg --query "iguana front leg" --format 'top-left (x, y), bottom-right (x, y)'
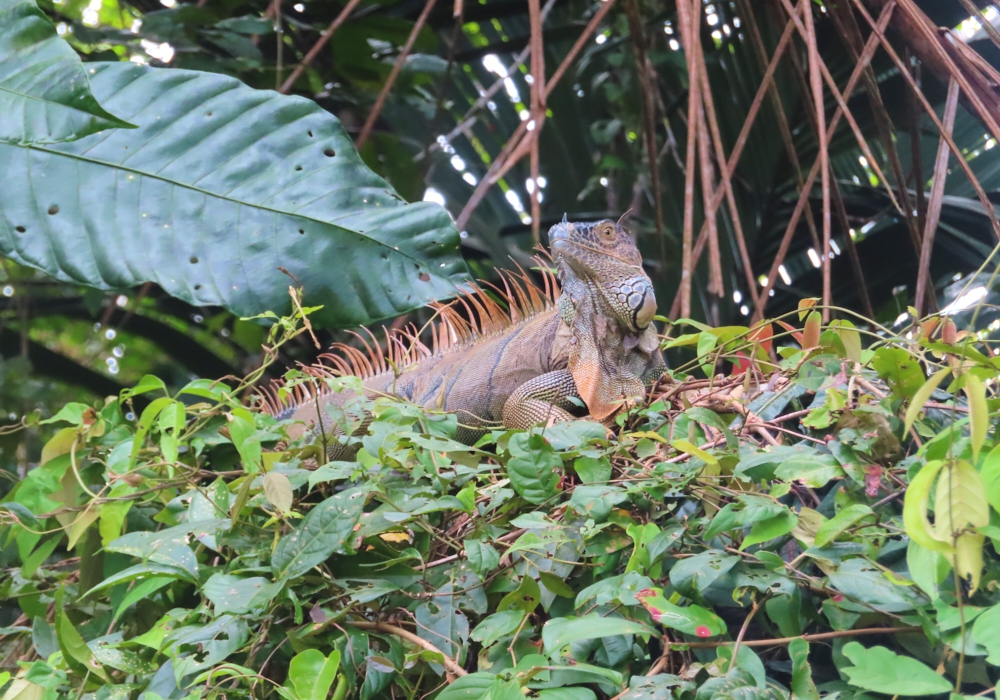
top-left (502, 369), bottom-right (581, 429)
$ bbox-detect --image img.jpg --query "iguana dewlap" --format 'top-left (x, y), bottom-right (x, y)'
top-left (259, 219), bottom-right (666, 451)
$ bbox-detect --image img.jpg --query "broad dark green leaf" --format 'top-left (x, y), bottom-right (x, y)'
top-left (415, 584), bottom-right (469, 671)
top-left (0, 0), bottom-right (133, 144)
top-left (0, 62), bottom-right (465, 327)
top-left (272, 488), bottom-right (366, 579)
top-left (506, 434), bottom-right (561, 504)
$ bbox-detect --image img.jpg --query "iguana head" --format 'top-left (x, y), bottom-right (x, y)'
top-left (548, 218), bottom-right (664, 421)
top-left (548, 218), bottom-right (657, 332)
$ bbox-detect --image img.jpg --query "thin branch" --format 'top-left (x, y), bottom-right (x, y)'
top-left (692, 32), bottom-right (723, 298)
top-left (915, 78), bottom-right (960, 315)
top-left (528, 0), bottom-right (545, 244)
top-left (346, 621), bottom-right (468, 677)
top-left (356, 0), bottom-right (440, 149)
top-left (800, 0), bottom-right (831, 321)
top-left (680, 626), bottom-right (922, 649)
top-left (729, 597), bottom-right (764, 669)
top-left (279, 0), bottom-right (363, 94)
top-left (675, 0), bottom-right (701, 319)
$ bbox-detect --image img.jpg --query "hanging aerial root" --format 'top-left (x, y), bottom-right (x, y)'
top-left (252, 260), bottom-right (559, 418)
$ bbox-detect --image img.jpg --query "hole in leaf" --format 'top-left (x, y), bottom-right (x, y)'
top-left (419, 273), bottom-right (430, 282)
top-left (48, 205), bottom-right (59, 215)
top-left (308, 130), bottom-right (314, 137)
top-left (298, 229), bottom-right (305, 235)
top-left (189, 256), bottom-right (199, 264)
top-left (14, 226), bottom-right (25, 233)
top-left (324, 148), bottom-right (336, 157)
top-left (194, 284), bottom-right (201, 290)
top-left (295, 165), bottom-right (303, 171)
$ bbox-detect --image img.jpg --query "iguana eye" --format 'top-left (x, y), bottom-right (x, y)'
top-left (599, 223), bottom-right (615, 239)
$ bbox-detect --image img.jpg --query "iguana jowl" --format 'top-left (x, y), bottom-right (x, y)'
top-left (259, 219), bottom-right (665, 450)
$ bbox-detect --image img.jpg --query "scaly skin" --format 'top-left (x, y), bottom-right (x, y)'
top-left (264, 219), bottom-right (665, 454)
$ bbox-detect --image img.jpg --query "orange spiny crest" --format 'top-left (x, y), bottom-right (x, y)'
top-left (254, 261), bottom-right (558, 416)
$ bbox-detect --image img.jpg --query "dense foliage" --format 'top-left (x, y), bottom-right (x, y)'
top-left (2, 301), bottom-right (1000, 698)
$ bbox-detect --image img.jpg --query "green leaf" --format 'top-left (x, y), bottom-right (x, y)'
top-left (435, 673), bottom-right (496, 700)
top-left (788, 639), bottom-right (819, 700)
top-left (112, 576), bottom-right (174, 624)
top-left (814, 504), bottom-right (875, 547)
top-left (55, 598), bottom-right (107, 681)
top-left (935, 460), bottom-right (989, 541)
top-left (506, 434), bottom-right (561, 504)
top-left (972, 603), bottom-right (1000, 665)
top-left (0, 0), bottom-right (133, 145)
top-left (415, 584), bottom-right (468, 665)
top-left (470, 610), bottom-right (526, 648)
top-left (0, 62), bottom-right (465, 328)
top-left (904, 368), bottom-right (951, 437)
top-left (906, 540), bottom-right (950, 600)
top-left (574, 456), bottom-right (611, 484)
top-left (536, 690), bottom-right (597, 700)
top-left (964, 374), bottom-right (988, 462)
top-left (286, 649), bottom-right (340, 700)
top-left (670, 439), bottom-right (718, 467)
top-left (840, 642), bottom-right (951, 695)
top-left (465, 538), bottom-right (500, 576)
top-left (872, 347), bottom-right (927, 401)
top-left (903, 460), bottom-right (953, 554)
top-left (129, 397), bottom-right (174, 469)
top-left (272, 488), bottom-right (367, 580)
top-left (625, 522), bottom-right (659, 574)
top-left (497, 575), bottom-right (541, 614)
top-left (982, 443), bottom-right (1000, 513)
top-left (635, 587), bottom-right (726, 637)
top-left (541, 614), bottom-right (654, 656)
top-left (203, 573), bottom-right (282, 614)
top-left (538, 571), bottom-right (576, 598)
top-left (740, 510), bottom-right (797, 550)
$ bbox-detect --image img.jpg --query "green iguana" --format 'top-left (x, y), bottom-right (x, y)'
top-left (259, 218), bottom-right (665, 452)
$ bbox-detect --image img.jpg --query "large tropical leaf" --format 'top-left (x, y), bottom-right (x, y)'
top-left (0, 62), bottom-right (467, 328)
top-left (0, 0), bottom-right (133, 144)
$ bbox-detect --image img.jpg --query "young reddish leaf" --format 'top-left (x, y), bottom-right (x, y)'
top-left (775, 320), bottom-right (804, 345)
top-left (941, 318), bottom-right (957, 345)
top-left (797, 297), bottom-right (819, 321)
top-left (749, 322), bottom-right (773, 353)
top-left (802, 311), bottom-right (822, 349)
